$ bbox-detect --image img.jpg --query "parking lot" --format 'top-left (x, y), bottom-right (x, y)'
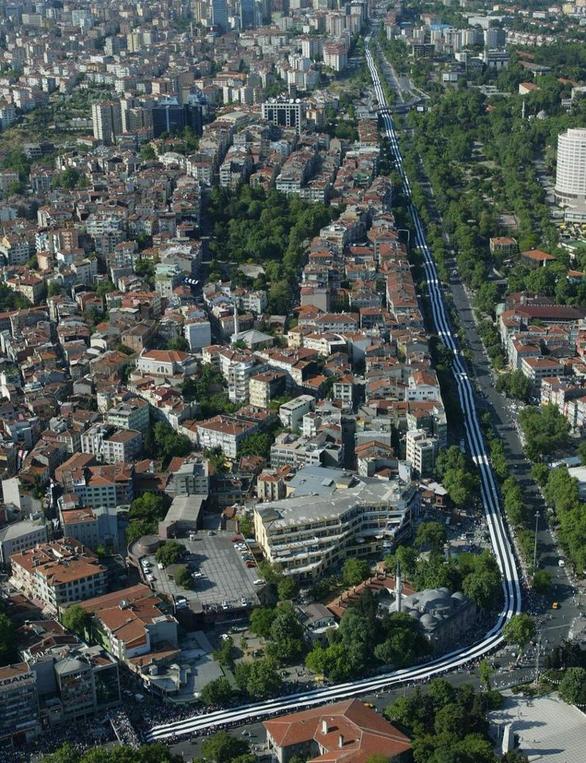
top-left (142, 531), bottom-right (264, 612)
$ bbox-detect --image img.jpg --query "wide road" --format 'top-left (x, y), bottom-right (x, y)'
top-left (146, 30), bottom-right (522, 745)
top-left (448, 272), bottom-right (581, 641)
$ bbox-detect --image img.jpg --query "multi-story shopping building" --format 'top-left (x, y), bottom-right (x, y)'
top-left (254, 476), bottom-right (417, 579)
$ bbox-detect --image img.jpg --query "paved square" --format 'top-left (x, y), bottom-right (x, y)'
top-left (490, 692), bottom-right (586, 763)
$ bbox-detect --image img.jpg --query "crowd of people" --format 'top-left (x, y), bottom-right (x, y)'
top-left (109, 709), bottom-right (140, 749)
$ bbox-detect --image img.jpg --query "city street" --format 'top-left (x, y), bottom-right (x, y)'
top-left (169, 665), bottom-right (537, 761)
top-left (447, 272), bottom-right (581, 645)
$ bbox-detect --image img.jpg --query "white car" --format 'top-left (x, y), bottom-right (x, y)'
top-left (146, 573), bottom-right (155, 583)
top-left (253, 579), bottom-right (264, 586)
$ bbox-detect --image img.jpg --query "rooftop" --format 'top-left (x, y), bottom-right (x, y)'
top-left (264, 699), bottom-right (411, 763)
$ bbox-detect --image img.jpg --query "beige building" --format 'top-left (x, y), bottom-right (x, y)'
top-left (10, 539), bottom-right (108, 611)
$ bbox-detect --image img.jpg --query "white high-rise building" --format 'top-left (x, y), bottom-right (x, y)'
top-left (91, 101), bottom-right (122, 145)
top-left (555, 128), bottom-right (586, 215)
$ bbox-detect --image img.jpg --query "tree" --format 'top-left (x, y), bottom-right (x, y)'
top-left (532, 569), bottom-right (551, 595)
top-left (126, 518), bottom-right (157, 545)
top-left (578, 441), bottom-right (586, 466)
top-left (342, 558), bottom-right (371, 587)
top-left (267, 603), bottom-right (305, 664)
top-left (235, 656), bottom-right (283, 698)
top-left (502, 752), bottom-right (530, 763)
top-left (199, 677), bottom-right (234, 706)
top-left (277, 576), bottom-right (298, 601)
top-left (201, 732), bottom-right (249, 763)
top-left (503, 614), bottom-right (536, 650)
top-left (415, 522), bottom-right (447, 553)
top-left (478, 659), bottom-right (493, 691)
top-left (140, 144), bottom-right (157, 162)
top-left (42, 743), bottom-right (180, 762)
top-left (129, 493), bottom-right (167, 523)
top-left (61, 604), bottom-right (90, 638)
top-left (250, 607), bottom-right (276, 639)
top-left (155, 540), bottom-right (184, 567)
top-left (374, 612), bottom-right (430, 668)
top-left (443, 466), bottom-right (478, 508)
top-left (174, 565), bottom-right (192, 589)
top-left (518, 404), bottom-right (570, 461)
top-left (96, 280), bottom-right (116, 299)
top-left (213, 636), bottom-right (235, 669)
top-left (559, 667), bottom-right (586, 706)
top-left (152, 422), bottom-right (191, 467)
top-left (239, 433), bottom-right (273, 459)
top-left (166, 336), bottom-right (189, 352)
top-left (496, 370), bottom-right (531, 402)
top-left (531, 463), bottom-right (550, 487)
top-left (0, 612), bottom-right (16, 666)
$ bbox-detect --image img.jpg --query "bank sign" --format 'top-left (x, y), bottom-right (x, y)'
top-left (0, 671), bottom-right (34, 690)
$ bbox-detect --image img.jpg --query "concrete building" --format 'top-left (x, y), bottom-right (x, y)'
top-left (262, 98), bottom-right (304, 133)
top-left (10, 539), bottom-right (108, 611)
top-left (0, 519), bottom-right (48, 564)
top-left (405, 429), bottom-right (437, 477)
top-left (555, 128), bottom-right (586, 216)
top-left (279, 395), bottom-right (315, 431)
top-left (105, 397), bottom-right (150, 435)
top-left (80, 584), bottom-right (178, 666)
top-left (0, 663), bottom-right (40, 747)
top-left (159, 494), bottom-right (205, 539)
top-left (254, 476), bottom-right (417, 579)
top-left (184, 318), bottom-right (212, 352)
top-left (249, 370), bottom-right (287, 409)
top-left (91, 101), bottom-right (123, 145)
top-left (136, 349), bottom-right (197, 379)
top-left (81, 424), bottom-right (143, 464)
top-left (196, 415), bottom-right (257, 459)
top-left (58, 504), bottom-right (123, 553)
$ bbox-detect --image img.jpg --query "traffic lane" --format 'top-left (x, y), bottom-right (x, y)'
top-left (169, 665), bottom-right (536, 759)
top-left (448, 279), bottom-right (577, 638)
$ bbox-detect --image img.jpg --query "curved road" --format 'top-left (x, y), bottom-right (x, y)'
top-left (146, 35), bottom-right (522, 744)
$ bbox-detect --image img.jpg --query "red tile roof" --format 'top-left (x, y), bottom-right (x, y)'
top-left (264, 699), bottom-right (411, 763)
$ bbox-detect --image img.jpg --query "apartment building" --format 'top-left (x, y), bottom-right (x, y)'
top-left (184, 318), bottom-right (212, 351)
top-left (254, 477), bottom-right (417, 579)
top-left (249, 370), bottom-right (287, 408)
top-left (196, 415), bottom-right (258, 458)
top-left (165, 457), bottom-right (209, 497)
top-left (0, 519), bottom-right (48, 564)
top-left (279, 395), bottom-right (315, 431)
top-left (92, 101), bottom-right (123, 145)
top-left (136, 349), bottom-right (198, 379)
top-left (405, 429), bottom-right (437, 477)
top-left (10, 539), bottom-right (108, 610)
top-left (520, 356), bottom-right (566, 387)
top-left (80, 584), bottom-right (178, 665)
top-left (105, 397), bottom-right (150, 434)
top-left (81, 424), bottom-right (143, 464)
top-left (261, 97), bottom-right (304, 133)
top-left (270, 432), bottom-right (344, 469)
